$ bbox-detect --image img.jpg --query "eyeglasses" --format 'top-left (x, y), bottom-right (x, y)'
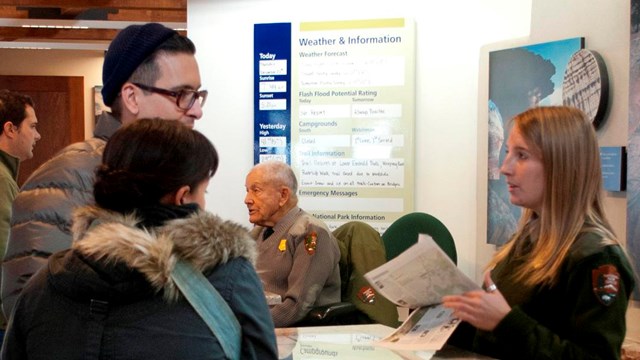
top-left (133, 83), bottom-right (208, 110)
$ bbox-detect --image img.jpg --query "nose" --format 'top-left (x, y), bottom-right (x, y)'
top-left (499, 154), bottom-right (513, 176)
top-left (244, 192), bottom-right (252, 205)
top-left (35, 130), bottom-right (41, 141)
top-left (186, 99), bottom-right (204, 120)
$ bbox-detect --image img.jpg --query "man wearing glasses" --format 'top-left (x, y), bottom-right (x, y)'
top-left (1, 23), bottom-right (207, 319)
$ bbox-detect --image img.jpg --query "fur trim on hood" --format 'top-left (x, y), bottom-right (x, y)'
top-left (71, 206), bottom-right (256, 301)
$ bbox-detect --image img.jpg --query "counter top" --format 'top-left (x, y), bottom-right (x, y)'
top-left (276, 324), bottom-right (493, 359)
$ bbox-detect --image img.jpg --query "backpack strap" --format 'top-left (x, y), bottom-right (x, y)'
top-left (171, 259), bottom-right (241, 360)
top-left (83, 299), bottom-right (109, 360)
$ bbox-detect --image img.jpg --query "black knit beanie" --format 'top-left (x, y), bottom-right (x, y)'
top-left (101, 23), bottom-right (177, 107)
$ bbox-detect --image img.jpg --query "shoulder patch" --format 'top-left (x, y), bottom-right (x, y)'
top-left (304, 231), bottom-right (317, 255)
top-left (357, 286), bottom-right (376, 304)
top-left (592, 264), bottom-right (620, 306)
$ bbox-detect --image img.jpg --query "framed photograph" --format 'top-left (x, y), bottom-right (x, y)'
top-left (93, 85), bottom-right (109, 122)
top-left (487, 37), bottom-right (584, 246)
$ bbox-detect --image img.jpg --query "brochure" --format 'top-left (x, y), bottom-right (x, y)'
top-left (364, 234), bottom-right (481, 350)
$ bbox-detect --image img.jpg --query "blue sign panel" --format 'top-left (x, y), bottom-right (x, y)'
top-left (600, 146), bottom-right (626, 192)
top-left (253, 23), bottom-right (292, 164)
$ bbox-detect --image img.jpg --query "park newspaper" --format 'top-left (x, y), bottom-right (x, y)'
top-left (364, 234), bottom-right (481, 351)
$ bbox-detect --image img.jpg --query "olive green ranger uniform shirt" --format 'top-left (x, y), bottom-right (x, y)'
top-left (451, 231), bottom-right (635, 360)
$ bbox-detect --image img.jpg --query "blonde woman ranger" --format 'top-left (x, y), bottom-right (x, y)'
top-left (443, 106), bottom-right (636, 360)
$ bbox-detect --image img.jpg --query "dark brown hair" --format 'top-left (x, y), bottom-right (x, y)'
top-left (0, 89), bottom-right (35, 133)
top-left (94, 118), bottom-right (218, 213)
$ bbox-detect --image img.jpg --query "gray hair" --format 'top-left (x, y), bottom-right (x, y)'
top-left (256, 160), bottom-right (298, 201)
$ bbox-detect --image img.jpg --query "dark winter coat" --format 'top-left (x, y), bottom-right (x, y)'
top-left (1, 206), bottom-right (278, 360)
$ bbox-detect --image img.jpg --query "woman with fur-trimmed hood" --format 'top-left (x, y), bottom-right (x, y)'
top-left (1, 119), bottom-right (278, 359)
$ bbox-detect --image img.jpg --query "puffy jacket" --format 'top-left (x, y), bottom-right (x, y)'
top-left (1, 206), bottom-right (278, 359)
top-left (1, 112), bottom-right (121, 318)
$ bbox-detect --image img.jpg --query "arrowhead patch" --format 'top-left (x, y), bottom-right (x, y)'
top-left (592, 264), bottom-right (620, 306)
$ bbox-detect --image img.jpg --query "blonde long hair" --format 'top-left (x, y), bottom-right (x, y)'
top-left (488, 106), bottom-right (617, 287)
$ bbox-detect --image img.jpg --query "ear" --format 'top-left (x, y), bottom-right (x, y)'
top-left (175, 185), bottom-right (191, 205)
top-left (161, 185), bottom-right (191, 206)
top-left (120, 82), bottom-right (140, 115)
top-left (278, 186), bottom-right (290, 207)
top-left (2, 121), bottom-right (17, 139)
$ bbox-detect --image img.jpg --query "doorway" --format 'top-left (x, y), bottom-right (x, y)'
top-left (0, 75), bottom-right (84, 186)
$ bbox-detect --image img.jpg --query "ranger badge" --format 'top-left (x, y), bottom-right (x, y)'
top-left (304, 231), bottom-right (317, 255)
top-left (592, 264), bottom-right (620, 306)
top-left (357, 286), bottom-right (376, 304)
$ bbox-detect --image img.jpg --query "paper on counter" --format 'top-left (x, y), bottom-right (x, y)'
top-left (364, 234), bottom-right (480, 309)
top-left (364, 233), bottom-right (481, 351)
top-left (375, 303), bottom-right (459, 351)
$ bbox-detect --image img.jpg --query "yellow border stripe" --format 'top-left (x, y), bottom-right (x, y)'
top-left (300, 18), bottom-right (404, 31)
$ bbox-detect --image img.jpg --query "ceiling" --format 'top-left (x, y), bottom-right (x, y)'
top-left (0, 0), bottom-right (187, 50)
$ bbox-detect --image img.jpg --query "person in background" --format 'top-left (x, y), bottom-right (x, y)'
top-left (1, 119), bottom-right (278, 359)
top-left (0, 90), bottom-right (40, 252)
top-left (244, 160), bottom-right (341, 327)
top-left (443, 106), bottom-right (636, 360)
top-left (1, 22), bottom-right (207, 319)
top-left (0, 89), bottom-right (41, 341)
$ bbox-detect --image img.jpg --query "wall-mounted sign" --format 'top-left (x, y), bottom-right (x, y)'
top-left (253, 23), bottom-right (292, 164)
top-left (600, 146), bottom-right (626, 192)
top-left (254, 18), bottom-right (416, 232)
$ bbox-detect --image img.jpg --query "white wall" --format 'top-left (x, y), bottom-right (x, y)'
top-left (190, 0), bottom-right (638, 337)
top-left (477, 0), bottom-right (631, 270)
top-left (0, 49), bottom-right (104, 138)
top-left (513, 0), bottom-right (639, 341)
top-left (474, 0), bottom-right (639, 340)
top-left (188, 0), bottom-right (531, 280)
